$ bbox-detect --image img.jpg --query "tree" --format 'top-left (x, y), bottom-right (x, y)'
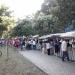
top-left (38, 0), bottom-right (64, 33)
top-left (33, 14), bottom-right (58, 35)
top-left (41, 0), bottom-right (57, 15)
top-left (0, 5), bottom-right (15, 37)
top-left (32, 0), bottom-right (62, 35)
top-left (10, 19), bottom-right (34, 37)
top-left (55, 0), bottom-right (75, 31)
top-left (40, 0), bottom-right (75, 33)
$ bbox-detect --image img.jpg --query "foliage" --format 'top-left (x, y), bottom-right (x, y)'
top-left (10, 19), bottom-right (34, 37)
top-left (56, 0), bottom-right (75, 29)
top-left (40, 0), bottom-right (75, 33)
top-left (33, 14), bottom-right (58, 35)
top-left (41, 0), bottom-right (57, 15)
top-left (10, 0), bottom-right (75, 37)
top-left (0, 5), bottom-right (15, 37)
top-left (37, 0), bottom-right (64, 34)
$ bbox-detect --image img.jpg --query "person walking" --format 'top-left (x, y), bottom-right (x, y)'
top-left (54, 40), bottom-right (61, 56)
top-left (46, 41), bottom-right (51, 55)
top-left (61, 39), bottom-right (69, 61)
top-left (32, 39), bottom-right (36, 50)
top-left (42, 41), bottom-right (46, 54)
top-left (21, 39), bottom-right (26, 50)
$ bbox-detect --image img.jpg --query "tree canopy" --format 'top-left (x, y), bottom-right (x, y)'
top-left (0, 5), bottom-right (15, 37)
top-left (10, 0), bottom-right (75, 37)
top-left (10, 19), bottom-right (34, 37)
top-left (56, 0), bottom-right (75, 29)
top-left (40, 0), bottom-right (75, 32)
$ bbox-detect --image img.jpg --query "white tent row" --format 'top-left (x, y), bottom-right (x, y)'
top-left (39, 31), bottom-right (75, 39)
top-left (60, 31), bottom-right (75, 37)
top-left (39, 34), bottom-right (51, 39)
top-left (39, 33), bottom-right (61, 39)
top-left (32, 35), bottom-right (39, 38)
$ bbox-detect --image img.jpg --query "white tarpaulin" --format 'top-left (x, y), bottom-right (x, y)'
top-left (60, 31), bottom-right (75, 37)
top-left (39, 34), bottom-right (52, 39)
top-left (33, 35), bottom-right (39, 38)
top-left (39, 31), bottom-right (75, 39)
top-left (39, 33), bottom-right (61, 39)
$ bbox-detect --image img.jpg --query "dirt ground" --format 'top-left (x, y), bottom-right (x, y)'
top-left (0, 46), bottom-right (47, 75)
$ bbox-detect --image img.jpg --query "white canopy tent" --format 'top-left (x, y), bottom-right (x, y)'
top-left (39, 34), bottom-right (52, 39)
top-left (60, 31), bottom-right (75, 38)
top-left (39, 31), bottom-right (75, 39)
top-left (33, 35), bottom-right (39, 38)
top-left (39, 33), bottom-right (61, 39)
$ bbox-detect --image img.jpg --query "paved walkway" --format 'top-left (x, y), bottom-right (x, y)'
top-left (19, 50), bottom-right (75, 75)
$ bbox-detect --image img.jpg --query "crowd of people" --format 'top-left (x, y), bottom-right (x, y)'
top-left (0, 36), bottom-right (75, 62)
top-left (5, 37), bottom-right (38, 50)
top-left (40, 38), bottom-right (75, 61)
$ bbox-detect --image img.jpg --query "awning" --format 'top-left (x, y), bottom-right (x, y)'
top-left (39, 33), bottom-right (61, 39)
top-left (60, 31), bottom-right (75, 37)
top-left (33, 35), bottom-right (39, 38)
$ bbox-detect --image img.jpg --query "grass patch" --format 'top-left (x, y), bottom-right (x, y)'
top-left (0, 46), bottom-right (47, 75)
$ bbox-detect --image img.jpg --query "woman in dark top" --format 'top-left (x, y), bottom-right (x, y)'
top-left (54, 40), bottom-right (60, 54)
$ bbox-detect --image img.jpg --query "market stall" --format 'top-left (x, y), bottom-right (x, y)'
top-left (60, 31), bottom-right (75, 61)
top-left (39, 31), bottom-right (75, 61)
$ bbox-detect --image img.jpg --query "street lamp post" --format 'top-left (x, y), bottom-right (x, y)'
top-left (6, 27), bottom-right (10, 60)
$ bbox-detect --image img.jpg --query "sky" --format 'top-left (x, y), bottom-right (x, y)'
top-left (0, 0), bottom-right (44, 18)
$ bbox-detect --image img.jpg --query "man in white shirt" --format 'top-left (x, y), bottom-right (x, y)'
top-left (61, 39), bottom-right (69, 61)
top-left (46, 41), bottom-right (51, 55)
top-left (32, 39), bottom-right (36, 50)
